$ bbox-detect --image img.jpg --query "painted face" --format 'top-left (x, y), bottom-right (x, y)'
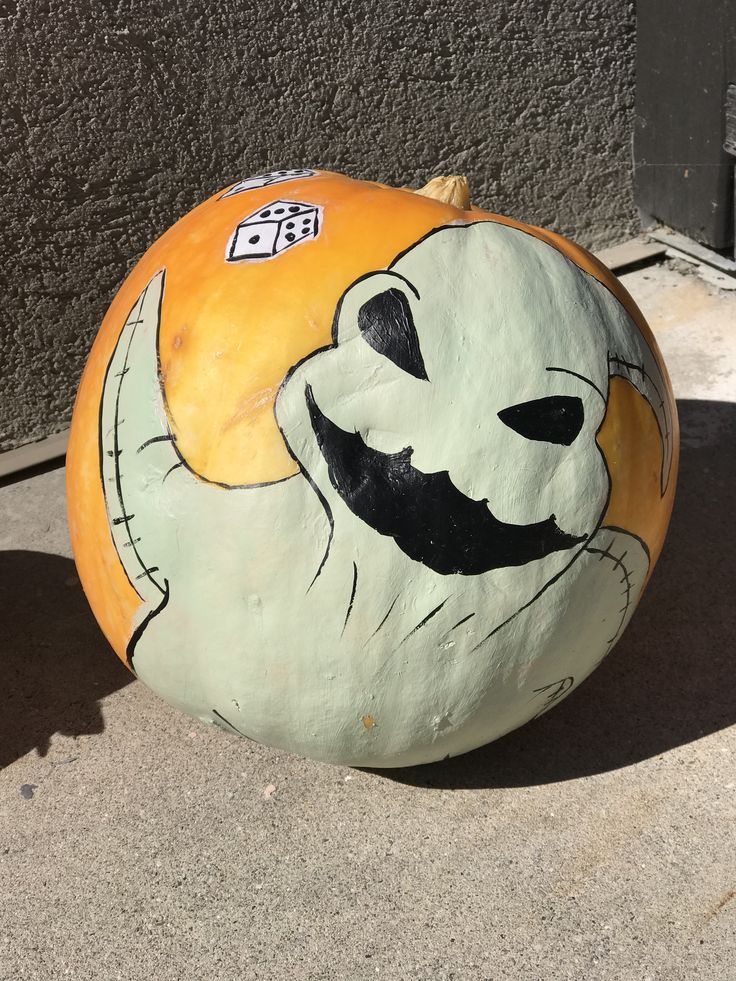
top-left (277, 222), bottom-right (617, 578)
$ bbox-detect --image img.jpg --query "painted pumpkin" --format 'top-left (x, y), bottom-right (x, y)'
top-left (67, 169), bottom-right (678, 767)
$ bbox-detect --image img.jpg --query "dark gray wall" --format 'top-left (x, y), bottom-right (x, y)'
top-left (1, 0), bottom-right (636, 451)
top-left (635, 0), bottom-right (736, 249)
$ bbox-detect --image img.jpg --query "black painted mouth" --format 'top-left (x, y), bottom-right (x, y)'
top-left (305, 385), bottom-right (586, 576)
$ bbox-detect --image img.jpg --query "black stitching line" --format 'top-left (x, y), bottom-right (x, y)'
top-left (138, 434), bottom-right (176, 453)
top-left (342, 562), bottom-right (359, 636)
top-left (397, 597), bottom-right (450, 648)
top-left (368, 594), bottom-right (401, 642)
top-left (162, 461), bottom-right (185, 484)
top-left (445, 612), bottom-right (476, 636)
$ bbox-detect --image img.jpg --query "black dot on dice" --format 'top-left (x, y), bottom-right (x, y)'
top-left (275, 207), bottom-right (285, 214)
top-left (302, 218), bottom-right (311, 225)
top-left (248, 235), bottom-right (260, 244)
top-left (260, 210), bottom-right (271, 218)
top-left (285, 232), bottom-right (296, 242)
top-left (278, 170), bottom-right (287, 175)
top-left (285, 221), bottom-right (295, 229)
top-left (288, 206), bottom-right (300, 213)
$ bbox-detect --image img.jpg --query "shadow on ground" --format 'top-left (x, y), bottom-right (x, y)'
top-left (379, 399), bottom-right (736, 789)
top-left (0, 550), bottom-right (133, 770)
top-left (1, 401), bottom-right (733, 784)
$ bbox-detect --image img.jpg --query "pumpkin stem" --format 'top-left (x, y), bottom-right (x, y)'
top-left (414, 175), bottom-right (471, 210)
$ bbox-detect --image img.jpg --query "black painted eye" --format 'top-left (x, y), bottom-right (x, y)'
top-left (498, 396), bottom-right (584, 445)
top-left (357, 288), bottom-right (428, 381)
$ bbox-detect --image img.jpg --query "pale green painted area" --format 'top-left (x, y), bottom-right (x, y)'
top-left (99, 223), bottom-right (672, 767)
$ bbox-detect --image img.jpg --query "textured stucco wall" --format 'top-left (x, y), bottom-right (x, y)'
top-left (1, 0), bottom-right (636, 451)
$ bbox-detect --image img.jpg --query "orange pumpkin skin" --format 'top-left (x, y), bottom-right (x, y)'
top-left (67, 170), bottom-right (677, 764)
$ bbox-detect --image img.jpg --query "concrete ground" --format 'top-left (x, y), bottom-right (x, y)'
top-left (1, 260), bottom-right (734, 980)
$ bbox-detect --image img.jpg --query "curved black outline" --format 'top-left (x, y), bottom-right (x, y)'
top-left (273, 344), bottom-right (337, 589)
top-left (162, 461), bottom-right (185, 484)
top-left (137, 434), bottom-right (176, 454)
top-left (156, 331), bottom-right (298, 491)
top-left (546, 366), bottom-right (606, 404)
top-left (603, 524), bottom-right (651, 563)
top-left (126, 580), bottom-right (170, 668)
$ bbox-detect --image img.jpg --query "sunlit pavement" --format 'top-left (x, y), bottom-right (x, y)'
top-left (1, 260), bottom-right (734, 980)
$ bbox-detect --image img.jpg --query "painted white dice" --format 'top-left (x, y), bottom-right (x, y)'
top-left (226, 200), bottom-right (322, 262)
top-left (221, 169), bottom-right (317, 198)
